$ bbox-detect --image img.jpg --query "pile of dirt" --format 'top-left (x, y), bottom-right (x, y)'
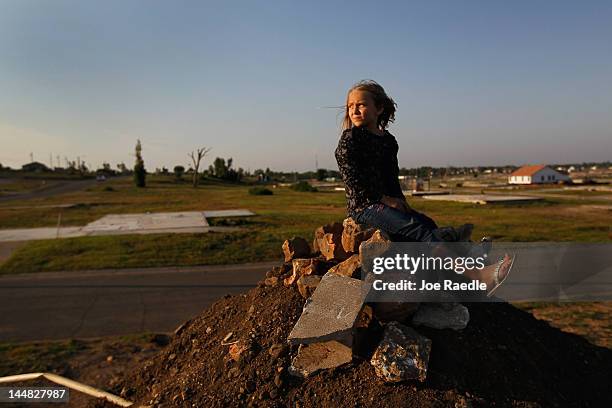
top-left (100, 263), bottom-right (611, 408)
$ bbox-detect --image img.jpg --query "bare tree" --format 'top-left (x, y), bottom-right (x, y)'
top-left (188, 147), bottom-right (212, 187)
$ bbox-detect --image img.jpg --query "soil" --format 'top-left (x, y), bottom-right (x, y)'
top-left (100, 263), bottom-right (612, 408)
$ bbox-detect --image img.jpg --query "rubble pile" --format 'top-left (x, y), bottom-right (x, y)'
top-left (104, 219), bottom-right (612, 407)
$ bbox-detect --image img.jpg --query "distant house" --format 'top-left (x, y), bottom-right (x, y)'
top-left (21, 161), bottom-right (51, 173)
top-left (508, 165), bottom-right (570, 185)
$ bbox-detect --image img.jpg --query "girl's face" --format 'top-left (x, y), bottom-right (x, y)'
top-left (347, 90), bottom-right (383, 130)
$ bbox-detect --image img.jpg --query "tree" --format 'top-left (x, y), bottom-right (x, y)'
top-left (316, 168), bottom-right (327, 181)
top-left (188, 147), bottom-right (212, 188)
top-left (134, 139), bottom-right (146, 187)
top-left (212, 157), bottom-right (228, 179)
top-left (174, 165), bottom-right (185, 181)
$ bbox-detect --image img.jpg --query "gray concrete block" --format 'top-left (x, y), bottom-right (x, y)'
top-left (288, 273), bottom-right (367, 346)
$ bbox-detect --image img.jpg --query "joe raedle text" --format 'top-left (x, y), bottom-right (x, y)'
top-left (372, 279), bottom-right (487, 292)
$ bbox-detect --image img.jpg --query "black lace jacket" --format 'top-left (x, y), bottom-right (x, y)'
top-left (334, 126), bottom-right (405, 217)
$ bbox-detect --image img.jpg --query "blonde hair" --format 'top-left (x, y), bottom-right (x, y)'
top-left (342, 80), bottom-right (397, 131)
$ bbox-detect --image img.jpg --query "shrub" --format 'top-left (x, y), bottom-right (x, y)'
top-left (248, 187), bottom-right (273, 196)
top-left (290, 181), bottom-right (318, 192)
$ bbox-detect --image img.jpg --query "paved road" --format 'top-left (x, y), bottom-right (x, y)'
top-left (0, 178), bottom-right (103, 203)
top-left (0, 262), bottom-right (279, 342)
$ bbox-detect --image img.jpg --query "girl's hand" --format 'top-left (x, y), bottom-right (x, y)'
top-left (381, 195), bottom-right (412, 213)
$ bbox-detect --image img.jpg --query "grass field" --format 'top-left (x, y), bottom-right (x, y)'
top-left (0, 176), bottom-right (610, 274)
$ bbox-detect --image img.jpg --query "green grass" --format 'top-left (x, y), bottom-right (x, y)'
top-left (0, 339), bottom-right (86, 376)
top-left (0, 176), bottom-right (610, 274)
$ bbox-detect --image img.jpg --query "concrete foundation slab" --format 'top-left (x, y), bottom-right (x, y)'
top-left (202, 209), bottom-right (255, 218)
top-left (81, 211), bottom-right (209, 233)
top-left (0, 209), bottom-right (252, 242)
top-left (422, 194), bottom-right (542, 204)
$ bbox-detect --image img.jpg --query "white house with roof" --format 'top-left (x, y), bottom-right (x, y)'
top-left (508, 165), bottom-right (571, 185)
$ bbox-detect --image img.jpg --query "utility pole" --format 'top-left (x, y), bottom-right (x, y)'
top-left (30, 152), bottom-right (34, 162)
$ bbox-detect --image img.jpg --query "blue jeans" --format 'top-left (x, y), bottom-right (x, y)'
top-left (353, 203), bottom-right (440, 243)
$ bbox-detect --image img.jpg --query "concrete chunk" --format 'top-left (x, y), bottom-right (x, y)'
top-left (327, 254), bottom-right (361, 278)
top-left (371, 322), bottom-right (432, 383)
top-left (282, 237), bottom-right (311, 262)
top-left (283, 258), bottom-right (326, 287)
top-left (288, 273), bottom-right (367, 346)
top-left (342, 218), bottom-right (376, 254)
top-left (358, 230), bottom-right (391, 267)
top-left (288, 341), bottom-right (352, 378)
top-left (296, 275), bottom-right (321, 299)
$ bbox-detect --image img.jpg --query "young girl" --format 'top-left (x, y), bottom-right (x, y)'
top-left (334, 80), bottom-right (513, 296)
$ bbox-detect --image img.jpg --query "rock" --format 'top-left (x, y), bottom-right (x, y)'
top-left (370, 322), bottom-right (432, 383)
top-left (229, 341), bottom-right (249, 362)
top-left (355, 305), bottom-right (374, 329)
top-left (264, 276), bottom-right (278, 286)
top-left (296, 275), bottom-right (321, 299)
top-left (320, 232), bottom-right (350, 261)
top-left (288, 341), bottom-right (353, 378)
top-left (274, 373), bottom-right (283, 387)
top-left (342, 218), bottom-right (376, 254)
top-left (353, 305), bottom-right (375, 355)
top-left (268, 343), bottom-right (286, 359)
top-left (327, 254), bottom-right (361, 278)
top-left (312, 222), bottom-right (343, 253)
top-left (282, 237), bottom-right (311, 262)
top-left (373, 302), bottom-right (420, 323)
top-left (313, 222), bottom-right (349, 261)
top-left (284, 258), bottom-right (326, 286)
top-left (288, 273), bottom-right (368, 347)
top-left (358, 230), bottom-right (392, 273)
top-left (412, 302), bottom-right (470, 331)
top-left (247, 304), bottom-right (255, 316)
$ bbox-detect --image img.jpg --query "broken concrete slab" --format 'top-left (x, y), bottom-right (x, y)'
top-left (288, 341), bottom-right (352, 378)
top-left (282, 237), bottom-right (311, 262)
top-left (327, 254), bottom-right (361, 278)
top-left (288, 273), bottom-right (367, 346)
top-left (370, 322), bottom-right (432, 383)
top-left (412, 302), bottom-right (470, 331)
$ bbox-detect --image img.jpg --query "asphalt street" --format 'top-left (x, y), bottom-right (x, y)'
top-left (0, 261), bottom-right (278, 342)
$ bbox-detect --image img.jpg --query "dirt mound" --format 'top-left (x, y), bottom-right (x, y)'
top-left (98, 262), bottom-right (611, 408)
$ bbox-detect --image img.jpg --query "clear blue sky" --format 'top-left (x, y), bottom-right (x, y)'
top-left (1, 0), bottom-right (611, 172)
